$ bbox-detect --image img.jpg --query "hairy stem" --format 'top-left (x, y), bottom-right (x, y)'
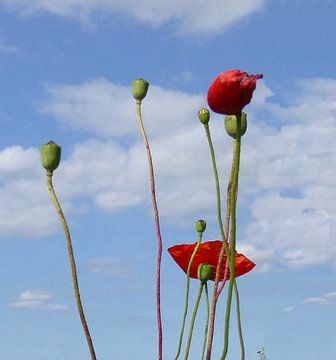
top-left (46, 173), bottom-right (97, 360)
top-left (136, 100), bottom-right (163, 360)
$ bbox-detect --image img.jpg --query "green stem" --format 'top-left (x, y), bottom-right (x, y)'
top-left (221, 113), bottom-right (242, 360)
top-left (184, 282), bottom-right (204, 360)
top-left (46, 172), bottom-right (97, 360)
top-left (201, 282), bottom-right (210, 360)
top-left (234, 281), bottom-right (245, 360)
top-left (136, 100), bottom-right (163, 360)
top-left (203, 123), bottom-right (229, 360)
top-left (204, 123), bottom-right (244, 360)
top-left (174, 232), bottom-right (203, 360)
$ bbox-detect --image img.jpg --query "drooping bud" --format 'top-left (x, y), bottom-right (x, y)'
top-left (197, 108), bottom-right (210, 125)
top-left (197, 263), bottom-right (214, 282)
top-left (41, 141), bottom-right (61, 174)
top-left (196, 219), bottom-right (206, 234)
top-left (225, 112), bottom-right (247, 138)
top-left (132, 79), bottom-right (149, 101)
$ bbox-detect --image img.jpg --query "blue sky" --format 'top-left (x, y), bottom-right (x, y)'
top-left (0, 0), bottom-right (335, 359)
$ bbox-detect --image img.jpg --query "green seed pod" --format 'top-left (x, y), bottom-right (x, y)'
top-left (225, 112), bottom-right (247, 138)
top-left (197, 108), bottom-right (210, 125)
top-left (132, 78), bottom-right (149, 101)
top-left (196, 219), bottom-right (206, 233)
top-left (41, 141), bottom-right (61, 173)
top-left (197, 263), bottom-right (214, 282)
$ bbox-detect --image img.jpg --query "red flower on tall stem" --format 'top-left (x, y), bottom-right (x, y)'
top-left (168, 240), bottom-right (255, 281)
top-left (207, 69), bottom-right (263, 115)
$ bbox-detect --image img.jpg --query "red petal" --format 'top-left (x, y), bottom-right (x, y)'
top-left (168, 240), bottom-right (255, 281)
top-left (207, 69), bottom-right (263, 115)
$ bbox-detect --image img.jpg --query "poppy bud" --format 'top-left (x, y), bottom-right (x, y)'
top-left (41, 141), bottom-right (61, 174)
top-left (132, 78), bottom-right (149, 101)
top-left (207, 69), bottom-right (263, 115)
top-left (196, 219), bottom-right (206, 233)
top-left (225, 112), bottom-right (247, 138)
top-left (197, 263), bottom-right (214, 282)
top-left (197, 108), bottom-right (210, 125)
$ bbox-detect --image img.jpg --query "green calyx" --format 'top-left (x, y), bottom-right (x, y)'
top-left (198, 108), bottom-right (210, 125)
top-left (132, 78), bottom-right (149, 101)
top-left (196, 219), bottom-right (206, 233)
top-left (197, 263), bottom-right (213, 282)
top-left (225, 112), bottom-right (247, 138)
top-left (41, 141), bottom-right (61, 174)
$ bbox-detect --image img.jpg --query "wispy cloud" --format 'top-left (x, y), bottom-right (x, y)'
top-left (88, 257), bottom-right (132, 277)
top-left (0, 0), bottom-right (265, 35)
top-left (282, 306), bottom-right (294, 313)
top-left (10, 290), bottom-right (67, 310)
top-left (0, 36), bottom-right (18, 54)
top-left (304, 292), bottom-right (336, 305)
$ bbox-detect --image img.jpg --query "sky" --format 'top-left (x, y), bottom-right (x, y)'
top-left (0, 0), bottom-right (335, 359)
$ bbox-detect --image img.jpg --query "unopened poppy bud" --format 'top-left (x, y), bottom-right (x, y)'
top-left (41, 141), bottom-right (61, 174)
top-left (225, 112), bottom-right (247, 138)
top-left (197, 263), bottom-right (213, 282)
top-left (132, 78), bottom-right (149, 101)
top-left (196, 219), bottom-right (206, 233)
top-left (198, 108), bottom-right (210, 125)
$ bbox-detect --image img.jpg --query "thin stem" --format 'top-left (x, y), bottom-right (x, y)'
top-left (184, 282), bottom-right (204, 360)
top-left (234, 281), bottom-right (245, 360)
top-left (174, 232), bottom-right (203, 360)
top-left (203, 123), bottom-right (230, 360)
top-left (201, 282), bottom-right (210, 360)
top-left (46, 173), bottom-right (97, 360)
top-left (221, 113), bottom-right (242, 360)
top-left (136, 100), bottom-right (163, 360)
top-left (217, 162), bottom-right (234, 298)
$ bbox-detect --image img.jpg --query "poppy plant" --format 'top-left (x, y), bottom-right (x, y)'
top-left (207, 69), bottom-right (263, 115)
top-left (168, 240), bottom-right (255, 281)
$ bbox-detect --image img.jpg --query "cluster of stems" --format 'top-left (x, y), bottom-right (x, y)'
top-left (132, 80), bottom-right (245, 359)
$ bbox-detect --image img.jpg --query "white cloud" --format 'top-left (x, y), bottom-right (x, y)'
top-left (0, 0), bottom-right (265, 34)
top-left (1, 76), bottom-right (336, 272)
top-left (283, 306), bottom-right (294, 313)
top-left (40, 78), bottom-right (203, 138)
top-left (304, 292), bottom-right (336, 306)
top-left (10, 290), bottom-right (67, 310)
top-left (0, 146), bottom-right (61, 237)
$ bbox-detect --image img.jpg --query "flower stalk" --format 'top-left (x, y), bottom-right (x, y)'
top-left (134, 84), bottom-right (163, 360)
top-left (221, 112), bottom-right (242, 360)
top-left (46, 171), bottom-right (97, 360)
top-left (174, 224), bottom-right (205, 360)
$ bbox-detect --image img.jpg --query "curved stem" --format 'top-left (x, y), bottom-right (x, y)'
top-left (46, 173), bottom-right (97, 360)
top-left (221, 113), bottom-right (242, 360)
top-left (136, 100), bottom-right (163, 360)
top-left (184, 282), bottom-right (204, 360)
top-left (234, 281), bottom-right (245, 360)
top-left (174, 232), bottom-right (203, 360)
top-left (201, 282), bottom-right (210, 360)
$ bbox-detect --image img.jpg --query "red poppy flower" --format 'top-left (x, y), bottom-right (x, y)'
top-left (168, 240), bottom-right (255, 281)
top-left (207, 69), bottom-right (263, 115)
